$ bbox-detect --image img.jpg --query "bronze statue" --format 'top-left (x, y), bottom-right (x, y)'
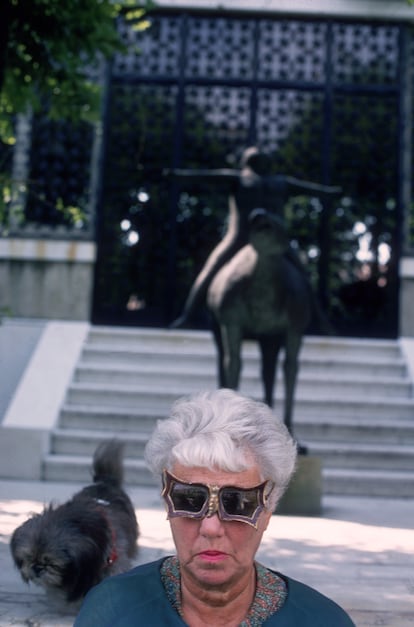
top-left (169, 147), bottom-right (340, 328)
top-left (207, 208), bottom-right (312, 437)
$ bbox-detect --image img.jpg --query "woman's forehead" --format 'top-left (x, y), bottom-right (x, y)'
top-left (170, 462), bottom-right (263, 487)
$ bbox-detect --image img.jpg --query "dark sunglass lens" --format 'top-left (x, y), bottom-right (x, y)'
top-left (221, 488), bottom-right (260, 517)
top-left (171, 484), bottom-right (208, 513)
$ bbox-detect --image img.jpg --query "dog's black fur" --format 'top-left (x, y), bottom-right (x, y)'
top-left (10, 440), bottom-right (139, 604)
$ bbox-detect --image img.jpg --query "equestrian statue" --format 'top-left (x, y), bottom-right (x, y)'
top-left (167, 148), bottom-right (340, 437)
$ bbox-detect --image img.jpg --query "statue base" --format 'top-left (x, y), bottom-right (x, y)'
top-left (274, 455), bottom-right (322, 516)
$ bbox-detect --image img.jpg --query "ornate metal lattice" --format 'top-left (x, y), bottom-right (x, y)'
top-left (256, 89), bottom-right (325, 179)
top-left (113, 14), bottom-right (182, 78)
top-left (93, 11), bottom-right (407, 337)
top-left (183, 86), bottom-right (251, 165)
top-left (185, 17), bottom-right (255, 79)
top-left (258, 20), bottom-right (327, 82)
top-left (332, 23), bottom-right (399, 85)
top-left (25, 117), bottom-right (93, 231)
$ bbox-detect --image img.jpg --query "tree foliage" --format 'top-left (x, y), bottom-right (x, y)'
top-left (0, 0), bottom-right (151, 144)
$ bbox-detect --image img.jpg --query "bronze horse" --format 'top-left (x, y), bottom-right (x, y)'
top-left (207, 208), bottom-right (313, 436)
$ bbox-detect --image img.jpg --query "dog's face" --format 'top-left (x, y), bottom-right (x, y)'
top-left (10, 502), bottom-right (115, 602)
top-left (11, 509), bottom-right (71, 593)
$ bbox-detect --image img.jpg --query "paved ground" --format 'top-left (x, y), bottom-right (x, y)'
top-left (0, 479), bottom-right (413, 626)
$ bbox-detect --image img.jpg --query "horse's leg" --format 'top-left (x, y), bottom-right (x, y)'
top-left (211, 317), bottom-right (226, 387)
top-left (283, 332), bottom-right (303, 435)
top-left (259, 336), bottom-right (281, 408)
top-left (220, 323), bottom-right (243, 390)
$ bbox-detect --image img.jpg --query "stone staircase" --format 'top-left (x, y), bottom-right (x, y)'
top-left (42, 327), bottom-right (414, 498)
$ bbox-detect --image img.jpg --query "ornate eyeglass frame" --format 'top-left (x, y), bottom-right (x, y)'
top-left (162, 469), bottom-right (273, 528)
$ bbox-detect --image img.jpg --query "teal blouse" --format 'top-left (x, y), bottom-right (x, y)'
top-left (74, 557), bottom-right (356, 626)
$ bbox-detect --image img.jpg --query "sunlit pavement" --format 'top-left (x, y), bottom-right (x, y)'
top-left (0, 480), bottom-right (413, 627)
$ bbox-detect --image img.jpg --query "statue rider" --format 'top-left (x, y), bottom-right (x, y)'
top-left (168, 147), bottom-right (340, 329)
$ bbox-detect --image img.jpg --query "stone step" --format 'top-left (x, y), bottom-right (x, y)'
top-left (50, 429), bottom-right (149, 457)
top-left (323, 468), bottom-right (414, 498)
top-left (59, 404), bottom-right (162, 433)
top-left (42, 453), bottom-right (156, 486)
top-left (82, 332), bottom-right (405, 359)
top-left (41, 451), bottom-right (414, 499)
top-left (83, 333), bottom-right (403, 358)
top-left (80, 347), bottom-right (407, 382)
top-left (58, 407), bottom-right (414, 445)
top-left (64, 383), bottom-right (414, 420)
top-left (79, 350), bottom-right (407, 378)
top-left (49, 429), bottom-right (414, 473)
top-left (293, 397), bottom-right (414, 421)
top-left (73, 364), bottom-right (412, 398)
top-left (295, 416), bottom-right (414, 445)
top-left (308, 441), bottom-right (414, 471)
top-left (87, 328), bottom-right (402, 360)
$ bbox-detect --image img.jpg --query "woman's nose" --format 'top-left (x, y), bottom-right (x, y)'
top-left (199, 513), bottom-right (225, 536)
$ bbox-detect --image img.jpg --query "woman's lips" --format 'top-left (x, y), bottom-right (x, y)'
top-left (198, 550), bottom-right (228, 562)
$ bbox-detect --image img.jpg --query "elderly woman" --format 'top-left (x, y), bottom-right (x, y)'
top-left (75, 389), bottom-right (355, 626)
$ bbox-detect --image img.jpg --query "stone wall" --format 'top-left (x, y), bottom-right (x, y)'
top-left (0, 239), bottom-right (96, 321)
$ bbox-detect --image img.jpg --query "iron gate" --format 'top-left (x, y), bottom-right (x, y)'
top-left (92, 9), bottom-right (410, 338)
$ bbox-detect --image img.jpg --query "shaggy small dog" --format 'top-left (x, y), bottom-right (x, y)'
top-left (10, 440), bottom-right (139, 604)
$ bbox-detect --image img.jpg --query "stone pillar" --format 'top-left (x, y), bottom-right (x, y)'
top-left (275, 455), bottom-right (322, 516)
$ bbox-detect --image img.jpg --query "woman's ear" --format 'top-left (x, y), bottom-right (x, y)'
top-left (262, 509), bottom-right (273, 531)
